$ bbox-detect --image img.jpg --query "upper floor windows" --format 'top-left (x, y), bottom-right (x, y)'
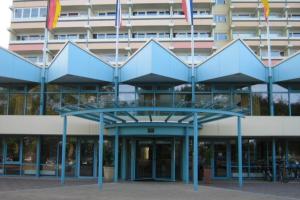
top-left (93, 33), bottom-right (129, 39)
top-left (289, 32), bottom-right (300, 38)
top-left (16, 34), bottom-right (44, 41)
top-left (214, 15), bottom-right (227, 23)
top-left (132, 10), bottom-right (170, 17)
top-left (54, 33), bottom-right (87, 40)
top-left (13, 7), bottom-right (46, 19)
top-left (214, 33), bottom-right (228, 41)
top-left (60, 11), bottom-right (87, 18)
top-left (215, 0), bottom-right (226, 5)
top-left (232, 12), bottom-right (256, 19)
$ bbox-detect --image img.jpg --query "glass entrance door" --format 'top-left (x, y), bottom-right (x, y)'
top-left (136, 140), bottom-right (153, 179)
top-left (80, 141), bottom-right (94, 177)
top-left (156, 141), bottom-right (172, 179)
top-left (214, 143), bottom-right (227, 177)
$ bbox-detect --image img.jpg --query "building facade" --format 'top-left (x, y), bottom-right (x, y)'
top-left (0, 0), bottom-right (299, 187)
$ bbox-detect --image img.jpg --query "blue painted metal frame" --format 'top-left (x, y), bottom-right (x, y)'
top-left (61, 116), bottom-right (67, 184)
top-left (121, 137), bottom-right (127, 181)
top-left (98, 113), bottom-right (104, 190)
top-left (237, 117), bottom-right (243, 187)
top-left (114, 127), bottom-right (119, 182)
top-left (193, 113), bottom-right (198, 191)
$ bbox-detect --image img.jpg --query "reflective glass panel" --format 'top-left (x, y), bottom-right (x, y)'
top-left (6, 137), bottom-right (20, 162)
top-left (273, 93), bottom-right (289, 116)
top-left (26, 93), bottom-right (40, 115)
top-left (0, 93), bottom-right (8, 115)
top-left (23, 136), bottom-right (37, 175)
top-left (252, 93), bottom-right (269, 115)
top-left (8, 94), bottom-right (25, 115)
top-left (46, 93), bottom-right (60, 115)
top-left (290, 93), bottom-right (300, 116)
top-left (40, 136), bottom-right (59, 176)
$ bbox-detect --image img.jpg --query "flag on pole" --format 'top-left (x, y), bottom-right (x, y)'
top-left (46, 0), bottom-right (61, 30)
top-left (261, 0), bottom-right (270, 21)
top-left (115, 0), bottom-right (122, 28)
top-left (182, 0), bottom-right (194, 25)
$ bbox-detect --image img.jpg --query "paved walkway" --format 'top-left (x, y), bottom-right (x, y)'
top-left (0, 178), bottom-right (299, 200)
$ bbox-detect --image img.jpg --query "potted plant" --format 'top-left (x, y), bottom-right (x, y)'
top-left (203, 146), bottom-right (212, 184)
top-left (103, 140), bottom-right (114, 182)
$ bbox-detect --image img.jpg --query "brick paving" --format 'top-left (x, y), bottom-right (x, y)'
top-left (0, 178), bottom-right (298, 200)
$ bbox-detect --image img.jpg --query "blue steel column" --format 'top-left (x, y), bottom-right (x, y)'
top-left (121, 137), bottom-right (127, 180)
top-left (171, 137), bottom-right (176, 181)
top-left (61, 116), bottom-right (67, 185)
top-left (130, 139), bottom-right (136, 181)
top-left (98, 113), bottom-right (104, 190)
top-left (272, 138), bottom-right (276, 182)
top-left (36, 136), bottom-right (41, 177)
top-left (114, 127), bottom-right (119, 182)
top-left (182, 128), bottom-right (189, 184)
top-left (152, 140), bottom-right (156, 179)
top-left (237, 116), bottom-right (243, 187)
top-left (193, 113), bottom-right (198, 191)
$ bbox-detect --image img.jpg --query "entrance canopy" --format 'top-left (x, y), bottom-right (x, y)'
top-left (57, 102), bottom-right (246, 128)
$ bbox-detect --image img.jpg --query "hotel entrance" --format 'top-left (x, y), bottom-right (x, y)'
top-left (135, 138), bottom-right (175, 181)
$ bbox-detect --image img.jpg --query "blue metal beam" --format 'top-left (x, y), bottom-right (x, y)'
top-left (152, 140), bottom-right (156, 179)
top-left (98, 112), bottom-right (104, 190)
top-left (61, 116), bottom-right (67, 185)
top-left (130, 139), bottom-right (136, 181)
top-left (178, 113), bottom-right (193, 123)
top-left (193, 113), bottom-right (198, 191)
top-left (171, 137), bottom-right (176, 182)
top-left (104, 122), bottom-right (193, 129)
top-left (114, 127), bottom-right (119, 182)
top-left (124, 112), bottom-right (138, 122)
top-left (105, 112), bottom-right (126, 123)
top-left (237, 117), bottom-right (243, 187)
top-left (121, 137), bottom-right (127, 181)
top-left (149, 113), bottom-right (152, 122)
top-left (59, 107), bottom-right (245, 118)
top-left (36, 135), bottom-right (41, 177)
top-left (272, 138), bottom-right (276, 182)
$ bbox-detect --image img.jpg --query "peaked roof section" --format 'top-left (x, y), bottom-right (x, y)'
top-left (273, 51), bottom-right (300, 83)
top-left (120, 39), bottom-right (189, 84)
top-left (196, 39), bottom-right (267, 83)
top-left (47, 42), bottom-right (114, 83)
top-left (0, 47), bottom-right (41, 83)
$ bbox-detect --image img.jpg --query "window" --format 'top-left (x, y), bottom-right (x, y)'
top-left (214, 15), bottom-right (226, 23)
top-left (23, 136), bottom-right (37, 175)
top-left (31, 8), bottom-right (39, 18)
top-left (216, 0), bottom-right (225, 4)
top-left (23, 8), bottom-right (30, 18)
top-left (13, 7), bottom-right (47, 19)
top-left (214, 33), bottom-right (228, 41)
top-left (40, 8), bottom-right (47, 17)
top-left (14, 9), bottom-right (22, 18)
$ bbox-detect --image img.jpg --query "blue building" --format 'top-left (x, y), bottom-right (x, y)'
top-left (0, 39), bottom-right (299, 190)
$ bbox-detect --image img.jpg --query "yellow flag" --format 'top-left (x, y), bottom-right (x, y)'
top-left (52, 0), bottom-right (61, 29)
top-left (261, 0), bottom-right (270, 20)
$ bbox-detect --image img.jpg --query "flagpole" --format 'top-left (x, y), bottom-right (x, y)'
top-left (114, 16), bottom-right (120, 104)
top-left (39, 27), bottom-right (48, 115)
top-left (191, 24), bottom-right (195, 106)
top-left (266, 19), bottom-right (274, 115)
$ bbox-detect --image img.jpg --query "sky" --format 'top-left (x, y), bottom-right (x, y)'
top-left (0, 0), bottom-right (12, 48)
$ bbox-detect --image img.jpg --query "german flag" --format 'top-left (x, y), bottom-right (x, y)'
top-left (46, 0), bottom-right (61, 30)
top-left (261, 0), bottom-right (270, 21)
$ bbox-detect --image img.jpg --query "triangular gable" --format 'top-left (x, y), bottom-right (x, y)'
top-left (47, 42), bottom-right (114, 83)
top-left (196, 39), bottom-right (267, 83)
top-left (273, 51), bottom-right (300, 83)
top-left (120, 39), bottom-right (189, 83)
top-left (0, 47), bottom-right (41, 83)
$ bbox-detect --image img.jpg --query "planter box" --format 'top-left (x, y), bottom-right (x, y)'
top-left (104, 166), bottom-right (114, 182)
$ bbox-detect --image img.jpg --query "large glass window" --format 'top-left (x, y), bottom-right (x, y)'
top-left (40, 136), bottom-right (59, 176)
top-left (252, 93), bottom-right (269, 115)
top-left (46, 93), bottom-right (60, 115)
top-left (22, 136), bottom-right (37, 175)
top-left (58, 137), bottom-right (76, 177)
top-left (6, 137), bottom-right (20, 163)
top-left (0, 93), bottom-right (8, 115)
top-left (0, 138), bottom-right (2, 174)
top-left (155, 93), bottom-right (173, 107)
top-left (234, 93), bottom-right (250, 110)
top-left (273, 93), bottom-right (289, 116)
top-left (213, 94), bottom-right (230, 109)
top-left (290, 93), bottom-right (300, 116)
top-left (8, 93), bottom-right (25, 115)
